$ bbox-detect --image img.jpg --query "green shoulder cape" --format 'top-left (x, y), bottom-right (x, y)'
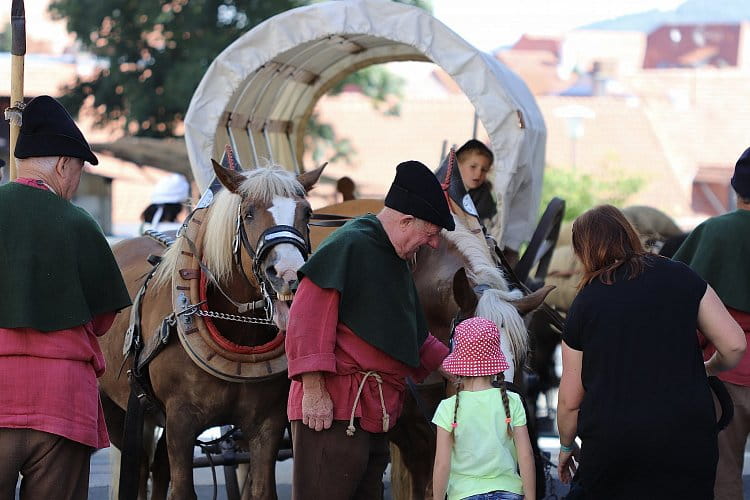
top-left (299, 214), bottom-right (427, 367)
top-left (673, 209), bottom-right (750, 313)
top-left (0, 183), bottom-right (132, 331)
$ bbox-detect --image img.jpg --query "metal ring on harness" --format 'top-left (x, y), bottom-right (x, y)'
top-left (172, 206), bottom-right (288, 382)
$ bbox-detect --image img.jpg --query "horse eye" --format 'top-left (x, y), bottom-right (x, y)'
top-left (244, 209), bottom-right (254, 220)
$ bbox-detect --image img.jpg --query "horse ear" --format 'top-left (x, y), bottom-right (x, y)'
top-left (212, 159), bottom-right (245, 194)
top-left (297, 162), bottom-right (327, 192)
top-left (511, 285), bottom-right (556, 316)
top-left (452, 267), bottom-right (478, 314)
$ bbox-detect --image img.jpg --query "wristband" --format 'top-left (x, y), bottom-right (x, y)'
top-left (560, 442), bottom-right (575, 453)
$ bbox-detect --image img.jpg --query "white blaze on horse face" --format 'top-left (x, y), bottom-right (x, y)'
top-left (267, 195), bottom-right (306, 285)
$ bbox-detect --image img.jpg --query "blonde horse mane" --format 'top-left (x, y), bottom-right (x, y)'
top-left (444, 215), bottom-right (529, 368)
top-left (153, 165), bottom-right (304, 288)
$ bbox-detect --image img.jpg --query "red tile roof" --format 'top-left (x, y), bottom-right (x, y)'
top-left (511, 35), bottom-right (561, 57)
top-left (644, 24), bottom-right (741, 68)
top-left (495, 50), bottom-right (568, 96)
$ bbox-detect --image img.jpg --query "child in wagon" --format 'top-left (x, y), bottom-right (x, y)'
top-left (432, 317), bottom-right (535, 500)
top-left (436, 139), bottom-right (497, 226)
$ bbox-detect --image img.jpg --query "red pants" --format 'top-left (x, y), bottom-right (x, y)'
top-left (291, 420), bottom-right (390, 500)
top-left (0, 428), bottom-right (92, 500)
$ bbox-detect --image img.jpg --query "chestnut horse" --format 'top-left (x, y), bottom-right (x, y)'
top-left (310, 199), bottom-right (552, 499)
top-left (99, 160), bottom-right (323, 500)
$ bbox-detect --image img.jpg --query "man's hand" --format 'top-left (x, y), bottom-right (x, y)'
top-left (301, 372), bottom-right (333, 431)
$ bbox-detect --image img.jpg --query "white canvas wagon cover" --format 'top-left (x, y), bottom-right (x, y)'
top-left (184, 0), bottom-right (546, 249)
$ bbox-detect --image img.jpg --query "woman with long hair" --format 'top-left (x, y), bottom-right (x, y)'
top-left (557, 205), bottom-right (745, 499)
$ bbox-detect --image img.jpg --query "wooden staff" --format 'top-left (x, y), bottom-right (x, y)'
top-left (7, 0), bottom-right (26, 180)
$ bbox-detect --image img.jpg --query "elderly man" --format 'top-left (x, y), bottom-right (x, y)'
top-left (0, 96), bottom-right (131, 499)
top-left (286, 161), bottom-right (454, 499)
top-left (674, 147), bottom-right (750, 500)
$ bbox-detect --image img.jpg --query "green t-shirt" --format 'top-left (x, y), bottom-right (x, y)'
top-left (432, 388), bottom-right (527, 499)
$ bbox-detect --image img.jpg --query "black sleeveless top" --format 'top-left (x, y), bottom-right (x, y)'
top-left (563, 255), bottom-right (716, 499)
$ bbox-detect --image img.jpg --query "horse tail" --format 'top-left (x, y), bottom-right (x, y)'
top-left (475, 289), bottom-right (528, 370)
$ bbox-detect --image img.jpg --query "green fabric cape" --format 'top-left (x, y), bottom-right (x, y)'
top-left (673, 209), bottom-right (750, 313)
top-left (299, 214), bottom-right (428, 367)
top-left (0, 183), bottom-right (132, 331)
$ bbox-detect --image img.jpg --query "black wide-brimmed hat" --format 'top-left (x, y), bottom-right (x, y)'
top-left (732, 147), bottom-right (750, 198)
top-left (14, 95), bottom-right (98, 165)
top-left (385, 160), bottom-right (455, 231)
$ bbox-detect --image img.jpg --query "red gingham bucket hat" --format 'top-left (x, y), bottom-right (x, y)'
top-left (442, 317), bottom-right (509, 377)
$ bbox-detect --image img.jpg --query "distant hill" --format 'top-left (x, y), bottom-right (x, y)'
top-left (582, 0), bottom-right (750, 33)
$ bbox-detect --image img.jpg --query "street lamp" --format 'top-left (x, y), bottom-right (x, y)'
top-left (554, 104), bottom-right (595, 170)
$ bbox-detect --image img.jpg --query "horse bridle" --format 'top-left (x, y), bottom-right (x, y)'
top-left (232, 200), bottom-right (311, 300)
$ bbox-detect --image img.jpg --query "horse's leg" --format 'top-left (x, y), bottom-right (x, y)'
top-left (388, 384), bottom-right (444, 500)
top-left (238, 383), bottom-right (288, 500)
top-left (164, 406), bottom-right (200, 500)
top-left (151, 430), bottom-right (170, 500)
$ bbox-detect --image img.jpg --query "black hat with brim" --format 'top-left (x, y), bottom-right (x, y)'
top-left (732, 147), bottom-right (750, 199)
top-left (385, 160), bottom-right (455, 231)
top-left (14, 95), bottom-right (98, 165)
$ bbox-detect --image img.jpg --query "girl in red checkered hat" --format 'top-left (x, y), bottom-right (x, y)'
top-left (432, 317), bottom-right (535, 500)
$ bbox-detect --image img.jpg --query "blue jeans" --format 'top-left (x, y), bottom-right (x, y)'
top-left (462, 491), bottom-right (524, 500)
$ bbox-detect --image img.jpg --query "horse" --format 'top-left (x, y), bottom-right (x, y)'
top-left (98, 159), bottom-right (324, 500)
top-left (310, 198), bottom-right (552, 499)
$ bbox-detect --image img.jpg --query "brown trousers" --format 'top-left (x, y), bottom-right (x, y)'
top-left (0, 428), bottom-right (92, 500)
top-left (714, 381), bottom-right (750, 500)
top-left (291, 420), bottom-right (390, 500)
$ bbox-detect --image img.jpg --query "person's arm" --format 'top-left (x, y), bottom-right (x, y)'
top-left (285, 278), bottom-right (339, 431)
top-left (512, 424), bottom-right (536, 500)
top-left (432, 426), bottom-right (452, 500)
top-left (557, 341), bottom-right (584, 483)
top-left (698, 285), bottom-right (746, 376)
top-left (410, 334), bottom-right (450, 383)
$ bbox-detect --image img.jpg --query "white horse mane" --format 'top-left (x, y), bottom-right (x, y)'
top-left (445, 215), bottom-right (528, 373)
top-left (153, 165), bottom-right (303, 288)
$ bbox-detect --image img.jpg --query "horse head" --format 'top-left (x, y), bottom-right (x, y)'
top-left (450, 266), bottom-right (554, 381)
top-left (413, 200), bottom-right (553, 382)
top-left (206, 160), bottom-right (325, 329)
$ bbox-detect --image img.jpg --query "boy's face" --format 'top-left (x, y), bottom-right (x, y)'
top-left (457, 152), bottom-right (491, 190)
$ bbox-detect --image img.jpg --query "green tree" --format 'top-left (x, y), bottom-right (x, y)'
top-left (49, 0), bottom-right (430, 143)
top-left (540, 167), bottom-right (644, 222)
top-left (49, 0), bottom-right (308, 137)
top-left (0, 23), bottom-right (11, 52)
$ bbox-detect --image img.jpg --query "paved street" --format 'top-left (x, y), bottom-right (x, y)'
top-left (78, 437), bottom-right (749, 499)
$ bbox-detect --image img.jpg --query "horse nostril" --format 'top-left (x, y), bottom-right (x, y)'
top-left (289, 279), bottom-right (299, 291)
top-left (265, 265), bottom-right (278, 278)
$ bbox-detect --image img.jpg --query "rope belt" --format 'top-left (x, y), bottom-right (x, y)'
top-left (346, 370), bottom-right (389, 437)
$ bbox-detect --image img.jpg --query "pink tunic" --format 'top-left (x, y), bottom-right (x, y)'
top-left (0, 178), bottom-right (117, 449)
top-left (286, 278), bottom-right (449, 433)
top-left (700, 307), bottom-right (750, 386)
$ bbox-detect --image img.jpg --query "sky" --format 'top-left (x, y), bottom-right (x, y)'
top-left (431, 0), bottom-right (686, 51)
